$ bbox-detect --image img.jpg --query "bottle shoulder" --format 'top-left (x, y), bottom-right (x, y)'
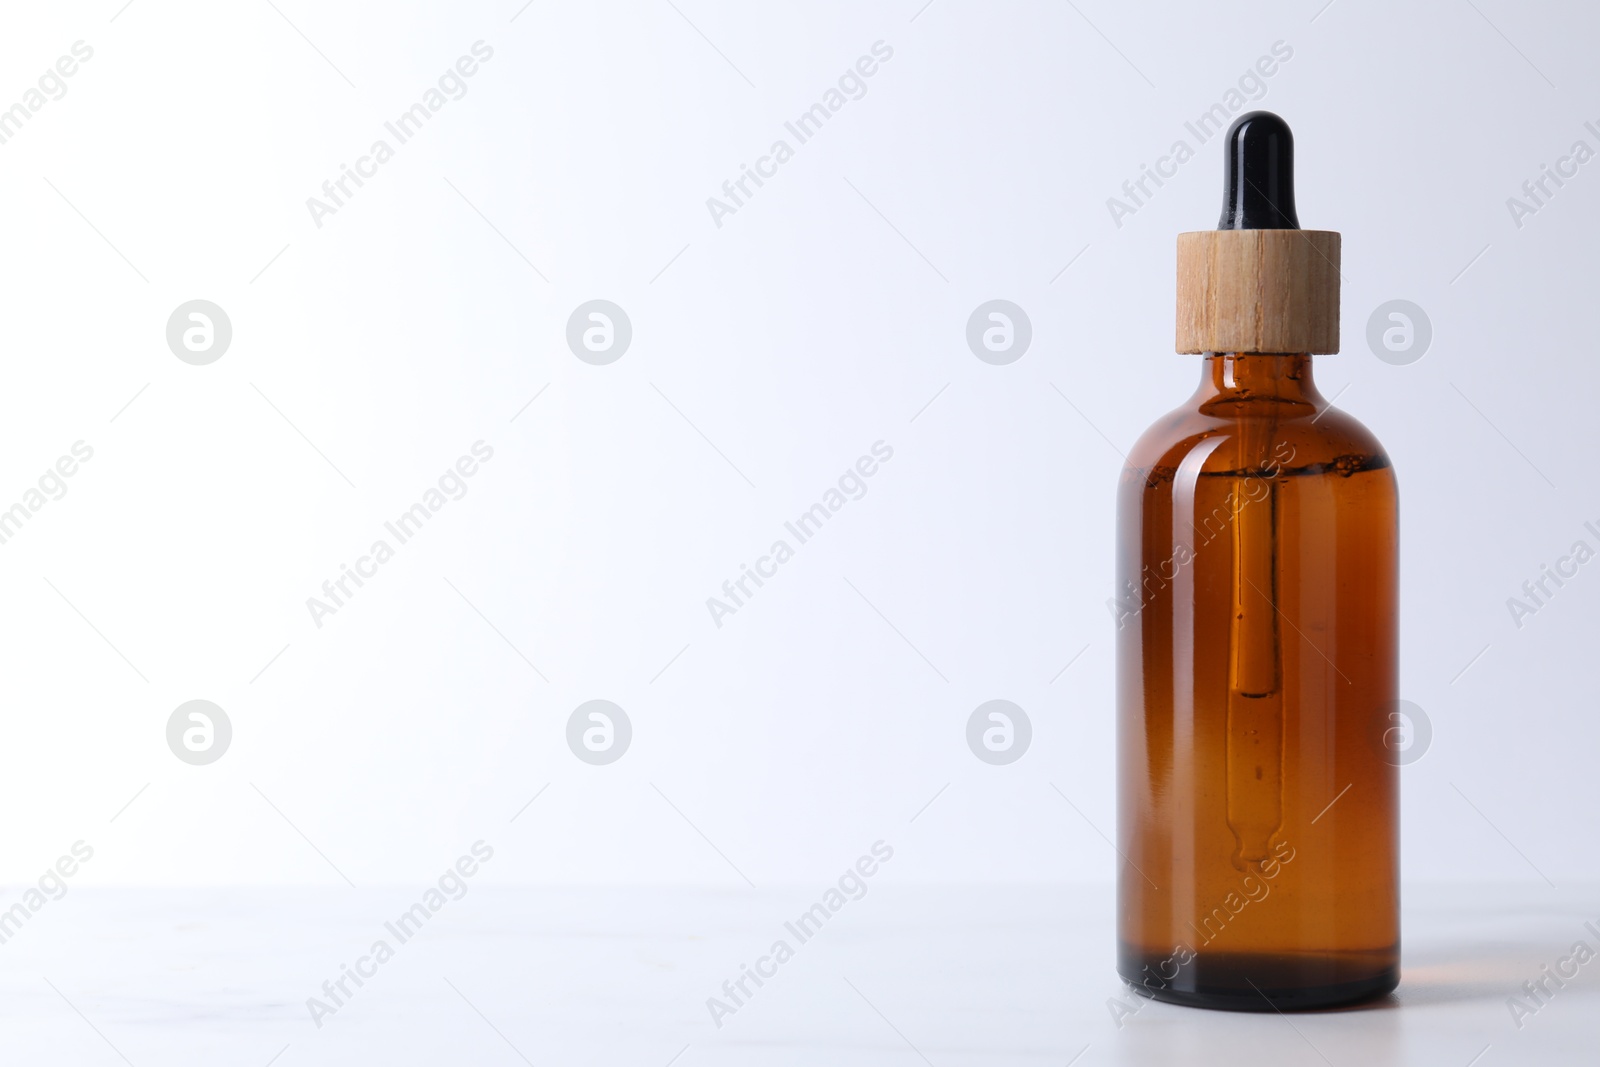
top-left (1122, 398), bottom-right (1395, 492)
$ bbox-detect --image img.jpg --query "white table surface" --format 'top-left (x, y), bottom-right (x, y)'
top-left (0, 882), bottom-right (1592, 1065)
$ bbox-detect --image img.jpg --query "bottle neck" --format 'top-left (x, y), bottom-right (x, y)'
top-left (1193, 353), bottom-right (1322, 414)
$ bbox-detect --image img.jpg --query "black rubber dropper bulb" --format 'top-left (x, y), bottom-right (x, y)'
top-left (1218, 111), bottom-right (1299, 230)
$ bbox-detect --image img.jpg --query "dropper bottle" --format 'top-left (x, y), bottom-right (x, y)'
top-left (1115, 111), bottom-right (1399, 1010)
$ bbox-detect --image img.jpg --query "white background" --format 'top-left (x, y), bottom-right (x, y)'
top-left (0, 0), bottom-right (1596, 897)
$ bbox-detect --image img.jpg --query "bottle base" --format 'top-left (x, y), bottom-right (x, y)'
top-left (1117, 948), bottom-right (1398, 1012)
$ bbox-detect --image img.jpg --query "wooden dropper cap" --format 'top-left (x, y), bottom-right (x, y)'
top-left (1175, 112), bottom-right (1340, 354)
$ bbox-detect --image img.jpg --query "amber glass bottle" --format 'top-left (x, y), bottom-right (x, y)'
top-left (1115, 113), bottom-right (1399, 1010)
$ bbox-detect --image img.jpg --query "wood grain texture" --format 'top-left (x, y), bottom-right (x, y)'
top-left (1175, 230), bottom-right (1341, 354)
